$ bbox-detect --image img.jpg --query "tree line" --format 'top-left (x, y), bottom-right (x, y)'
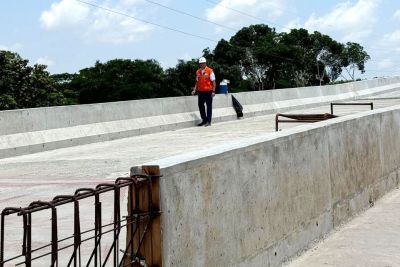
top-left (0, 25), bottom-right (370, 110)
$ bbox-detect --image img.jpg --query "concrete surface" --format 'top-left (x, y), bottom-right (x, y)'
top-left (285, 188), bottom-right (400, 267)
top-left (1, 77), bottom-right (400, 158)
top-left (2, 83), bottom-right (400, 266)
top-left (155, 105), bottom-right (400, 266)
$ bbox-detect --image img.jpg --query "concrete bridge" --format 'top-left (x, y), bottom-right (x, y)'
top-left (1, 77), bottom-right (400, 266)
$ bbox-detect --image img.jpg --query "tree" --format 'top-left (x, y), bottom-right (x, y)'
top-left (163, 59), bottom-right (198, 97)
top-left (311, 31), bottom-right (344, 84)
top-left (206, 42), bottom-right (247, 91)
top-left (341, 42), bottom-right (370, 80)
top-left (278, 29), bottom-right (317, 87)
top-left (1, 25), bottom-right (372, 111)
top-left (278, 29), bottom-right (344, 87)
top-left (51, 73), bottom-right (80, 104)
top-left (0, 50), bottom-right (66, 110)
top-left (74, 59), bottom-right (165, 104)
top-left (229, 24), bottom-right (279, 90)
top-left (208, 26), bottom-right (364, 90)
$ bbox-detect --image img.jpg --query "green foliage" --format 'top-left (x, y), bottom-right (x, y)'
top-left (74, 59), bottom-right (164, 104)
top-left (163, 59), bottom-right (198, 97)
top-left (51, 73), bottom-right (80, 105)
top-left (0, 24), bottom-right (372, 110)
top-left (230, 25), bottom-right (279, 90)
top-left (0, 94), bottom-right (17, 110)
top-left (0, 50), bottom-right (66, 110)
top-left (210, 26), bottom-right (350, 89)
top-left (341, 42), bottom-right (370, 80)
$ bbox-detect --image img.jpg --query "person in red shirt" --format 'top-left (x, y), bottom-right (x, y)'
top-left (191, 57), bottom-right (216, 126)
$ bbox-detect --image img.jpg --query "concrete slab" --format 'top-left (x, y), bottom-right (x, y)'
top-left (285, 188), bottom-right (400, 267)
top-left (1, 97), bottom-right (399, 213)
top-left (2, 91), bottom-right (400, 266)
top-left (1, 77), bottom-right (400, 158)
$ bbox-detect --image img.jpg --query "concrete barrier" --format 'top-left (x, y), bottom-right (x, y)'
top-left (151, 105), bottom-right (400, 266)
top-left (1, 77), bottom-right (400, 158)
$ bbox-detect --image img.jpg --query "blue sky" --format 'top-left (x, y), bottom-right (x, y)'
top-left (1, 0), bottom-right (399, 80)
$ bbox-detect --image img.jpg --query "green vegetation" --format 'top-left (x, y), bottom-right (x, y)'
top-left (0, 50), bottom-right (69, 110)
top-left (0, 25), bottom-right (370, 110)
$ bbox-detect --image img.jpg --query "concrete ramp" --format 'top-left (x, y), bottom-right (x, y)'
top-left (1, 77), bottom-right (400, 158)
top-left (2, 78), bottom-right (400, 266)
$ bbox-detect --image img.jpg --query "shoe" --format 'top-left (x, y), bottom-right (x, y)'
top-left (204, 122), bottom-right (211, 127)
top-left (197, 121), bottom-right (206, 126)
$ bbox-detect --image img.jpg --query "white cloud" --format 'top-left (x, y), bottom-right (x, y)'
top-left (0, 43), bottom-right (23, 52)
top-left (40, 0), bottom-right (154, 44)
top-left (394, 9), bottom-right (400, 20)
top-left (40, 0), bottom-right (90, 30)
top-left (303, 0), bottom-right (381, 42)
top-left (285, 19), bottom-right (302, 33)
top-left (36, 56), bottom-right (55, 67)
top-left (380, 30), bottom-right (400, 52)
top-left (366, 29), bottom-right (400, 78)
top-left (377, 58), bottom-right (395, 69)
top-left (205, 0), bottom-right (286, 31)
top-left (385, 30), bottom-right (400, 43)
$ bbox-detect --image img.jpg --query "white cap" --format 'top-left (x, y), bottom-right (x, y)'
top-left (198, 57), bottom-right (207, 63)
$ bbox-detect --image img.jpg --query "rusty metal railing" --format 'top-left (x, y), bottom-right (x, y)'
top-left (330, 102), bottom-right (373, 115)
top-left (275, 102), bottom-right (375, 131)
top-left (275, 113), bottom-right (338, 131)
top-left (0, 166), bottom-right (162, 267)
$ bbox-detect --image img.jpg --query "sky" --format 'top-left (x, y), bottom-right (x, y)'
top-left (0, 0), bottom-right (399, 80)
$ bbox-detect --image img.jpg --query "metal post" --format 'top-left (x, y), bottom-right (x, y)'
top-left (25, 213), bottom-right (32, 267)
top-left (275, 114), bottom-right (280, 132)
top-left (51, 206), bottom-right (58, 267)
top-left (0, 212), bottom-right (5, 267)
top-left (74, 199), bottom-right (81, 267)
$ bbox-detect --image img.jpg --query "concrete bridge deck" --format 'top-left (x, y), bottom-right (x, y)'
top-left (1, 86), bottom-right (400, 266)
top-left (1, 96), bottom-right (400, 209)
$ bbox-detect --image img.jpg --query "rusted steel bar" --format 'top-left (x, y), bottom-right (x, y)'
top-left (97, 179), bottom-right (147, 267)
top-left (1, 208), bottom-right (23, 267)
top-left (51, 205), bottom-right (58, 267)
top-left (114, 185), bottom-right (121, 267)
top-left (275, 113), bottom-right (338, 131)
top-left (1, 167), bottom-right (162, 267)
top-left (20, 208), bottom-right (32, 267)
top-left (52, 195), bottom-right (80, 267)
top-left (97, 195), bottom-right (102, 266)
top-left (85, 188), bottom-right (101, 267)
top-left (74, 199), bottom-right (81, 267)
top-left (28, 201), bottom-right (58, 267)
top-left (96, 183), bottom-right (119, 267)
top-left (330, 102), bottom-right (373, 115)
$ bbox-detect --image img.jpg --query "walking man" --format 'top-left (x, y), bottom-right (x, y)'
top-left (191, 57), bottom-right (216, 126)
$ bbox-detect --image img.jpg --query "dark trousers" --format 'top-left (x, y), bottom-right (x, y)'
top-left (198, 91), bottom-right (213, 123)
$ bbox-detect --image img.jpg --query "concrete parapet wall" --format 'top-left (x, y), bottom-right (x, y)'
top-left (154, 105), bottom-right (400, 266)
top-left (1, 77), bottom-right (400, 158)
